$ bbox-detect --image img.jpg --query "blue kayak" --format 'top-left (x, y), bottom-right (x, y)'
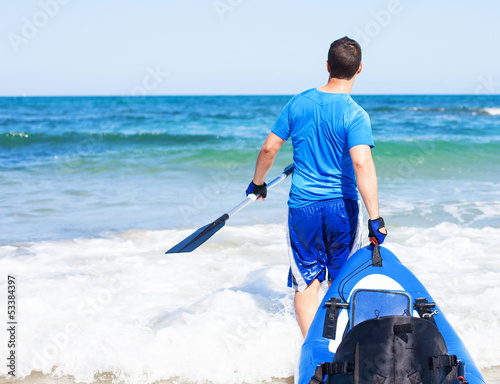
top-left (298, 245), bottom-right (486, 384)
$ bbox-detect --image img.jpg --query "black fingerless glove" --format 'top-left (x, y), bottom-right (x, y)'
top-left (368, 217), bottom-right (387, 245)
top-left (246, 181), bottom-right (267, 198)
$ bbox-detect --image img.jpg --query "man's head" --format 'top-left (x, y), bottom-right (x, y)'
top-left (327, 37), bottom-right (362, 80)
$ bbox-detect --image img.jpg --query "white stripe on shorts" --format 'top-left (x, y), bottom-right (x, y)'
top-left (286, 222), bottom-right (307, 292)
top-left (348, 200), bottom-right (363, 259)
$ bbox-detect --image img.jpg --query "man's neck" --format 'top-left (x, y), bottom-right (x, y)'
top-left (317, 77), bottom-right (356, 94)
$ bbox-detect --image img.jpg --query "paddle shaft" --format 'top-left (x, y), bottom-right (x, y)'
top-left (226, 165), bottom-right (293, 218)
top-left (165, 164), bottom-right (293, 253)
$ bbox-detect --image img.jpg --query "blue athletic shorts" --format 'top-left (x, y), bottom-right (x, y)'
top-left (287, 198), bottom-right (362, 291)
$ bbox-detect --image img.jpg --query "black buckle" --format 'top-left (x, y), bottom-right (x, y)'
top-left (429, 354), bottom-right (458, 370)
top-left (414, 298), bottom-right (436, 323)
top-left (323, 298), bottom-right (349, 340)
top-left (329, 361), bottom-right (354, 375)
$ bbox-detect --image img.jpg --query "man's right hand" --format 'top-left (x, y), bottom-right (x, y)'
top-left (368, 217), bottom-right (387, 245)
top-left (246, 181), bottom-right (267, 199)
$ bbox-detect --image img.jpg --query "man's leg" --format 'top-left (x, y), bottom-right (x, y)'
top-left (287, 201), bottom-right (330, 337)
top-left (294, 279), bottom-right (321, 337)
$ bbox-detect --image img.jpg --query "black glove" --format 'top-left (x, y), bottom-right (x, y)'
top-left (368, 217), bottom-right (387, 245)
top-left (246, 181), bottom-right (267, 198)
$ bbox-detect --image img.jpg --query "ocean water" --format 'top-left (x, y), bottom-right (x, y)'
top-left (0, 95), bottom-right (499, 383)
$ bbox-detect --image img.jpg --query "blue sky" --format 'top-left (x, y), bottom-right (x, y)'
top-left (1, 0), bottom-right (500, 96)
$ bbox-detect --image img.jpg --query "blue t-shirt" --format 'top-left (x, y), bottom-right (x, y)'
top-left (271, 89), bottom-right (374, 208)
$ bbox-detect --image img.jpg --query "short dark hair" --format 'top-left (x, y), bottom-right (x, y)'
top-left (327, 37), bottom-right (362, 80)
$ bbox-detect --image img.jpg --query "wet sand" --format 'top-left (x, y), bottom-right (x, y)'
top-left (1, 368), bottom-right (499, 384)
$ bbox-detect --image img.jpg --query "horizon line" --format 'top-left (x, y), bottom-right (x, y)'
top-left (1, 93), bottom-right (499, 98)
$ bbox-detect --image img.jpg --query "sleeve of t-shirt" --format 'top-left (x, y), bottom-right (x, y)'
top-left (271, 102), bottom-right (291, 141)
top-left (346, 107), bottom-right (374, 149)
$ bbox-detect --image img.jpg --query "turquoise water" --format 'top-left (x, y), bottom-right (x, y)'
top-left (1, 95), bottom-right (499, 383)
top-left (2, 95), bottom-right (499, 243)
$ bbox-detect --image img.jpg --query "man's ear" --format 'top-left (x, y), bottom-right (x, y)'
top-left (326, 61), bottom-right (331, 74)
top-left (356, 62), bottom-right (363, 75)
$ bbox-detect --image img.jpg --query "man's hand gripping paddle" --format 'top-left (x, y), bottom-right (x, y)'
top-left (165, 164), bottom-right (294, 254)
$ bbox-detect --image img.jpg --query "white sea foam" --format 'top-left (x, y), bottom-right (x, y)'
top-left (482, 107), bottom-right (500, 116)
top-left (404, 106), bottom-right (500, 116)
top-left (0, 225), bottom-right (301, 384)
top-left (0, 223), bottom-right (499, 383)
top-left (442, 201), bottom-right (500, 225)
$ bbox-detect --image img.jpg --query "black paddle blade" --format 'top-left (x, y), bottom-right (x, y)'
top-left (165, 214), bottom-right (229, 253)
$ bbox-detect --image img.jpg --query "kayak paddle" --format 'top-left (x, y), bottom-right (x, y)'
top-left (165, 164), bottom-right (294, 253)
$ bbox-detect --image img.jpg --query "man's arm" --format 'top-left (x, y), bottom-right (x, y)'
top-left (252, 132), bottom-right (286, 194)
top-left (349, 144), bottom-right (381, 221)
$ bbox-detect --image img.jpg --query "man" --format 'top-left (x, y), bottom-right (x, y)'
top-left (246, 37), bottom-right (387, 337)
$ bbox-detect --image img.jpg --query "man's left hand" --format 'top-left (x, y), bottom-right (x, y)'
top-left (368, 217), bottom-right (387, 244)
